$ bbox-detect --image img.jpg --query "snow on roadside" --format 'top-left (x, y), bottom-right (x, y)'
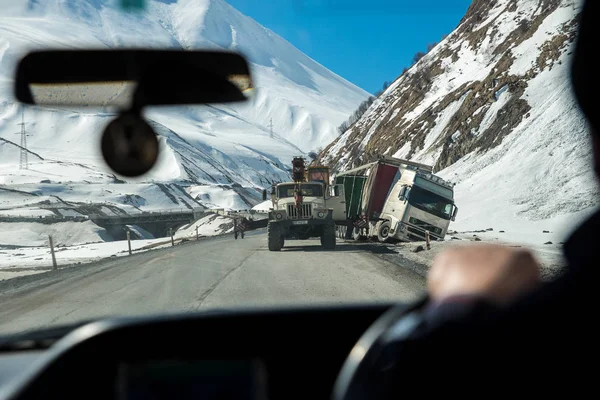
top-left (175, 213), bottom-right (234, 239)
top-left (0, 239), bottom-right (167, 271)
top-left (251, 200), bottom-right (272, 212)
top-left (0, 221), bottom-right (110, 247)
top-left (126, 224), bottom-right (155, 240)
top-left (0, 213), bottom-right (236, 278)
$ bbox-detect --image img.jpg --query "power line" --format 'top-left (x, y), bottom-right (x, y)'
top-left (18, 107), bottom-right (29, 170)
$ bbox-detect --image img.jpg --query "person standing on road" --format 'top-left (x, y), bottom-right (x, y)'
top-left (240, 217), bottom-right (248, 239)
top-left (234, 217), bottom-right (250, 240)
top-left (234, 217), bottom-right (240, 240)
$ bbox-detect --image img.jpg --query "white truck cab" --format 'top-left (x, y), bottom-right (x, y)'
top-left (378, 169), bottom-right (457, 242)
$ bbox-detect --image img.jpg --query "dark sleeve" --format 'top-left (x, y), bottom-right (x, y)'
top-left (373, 267), bottom-right (585, 396)
top-left (418, 272), bottom-right (577, 342)
top-left (421, 294), bottom-right (496, 325)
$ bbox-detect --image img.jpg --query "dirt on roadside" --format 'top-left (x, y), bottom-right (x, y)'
top-left (371, 233), bottom-right (567, 281)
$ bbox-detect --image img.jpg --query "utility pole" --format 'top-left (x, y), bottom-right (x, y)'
top-left (49, 235), bottom-right (57, 270)
top-left (127, 229), bottom-right (132, 255)
top-left (268, 118), bottom-right (274, 138)
top-left (17, 107), bottom-right (29, 170)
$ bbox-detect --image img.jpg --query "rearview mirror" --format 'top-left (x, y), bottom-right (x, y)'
top-left (452, 206), bottom-right (458, 221)
top-left (14, 49), bottom-right (254, 109)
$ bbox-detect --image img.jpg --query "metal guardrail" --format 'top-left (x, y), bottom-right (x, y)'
top-left (0, 215), bottom-right (89, 223)
top-left (0, 208), bottom-right (269, 225)
top-left (0, 208), bottom-right (204, 225)
top-left (89, 210), bottom-right (199, 226)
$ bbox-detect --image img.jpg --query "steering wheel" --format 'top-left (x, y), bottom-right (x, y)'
top-left (332, 297), bottom-right (429, 400)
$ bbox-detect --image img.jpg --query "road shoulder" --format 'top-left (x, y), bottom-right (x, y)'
top-left (353, 233), bottom-right (567, 281)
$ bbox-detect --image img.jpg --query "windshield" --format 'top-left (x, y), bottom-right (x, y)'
top-left (408, 186), bottom-right (454, 220)
top-left (277, 184), bottom-right (324, 198)
top-left (0, 0), bottom-right (595, 337)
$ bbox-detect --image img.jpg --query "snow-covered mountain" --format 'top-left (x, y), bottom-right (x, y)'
top-left (320, 0), bottom-right (599, 245)
top-left (0, 0), bottom-right (368, 216)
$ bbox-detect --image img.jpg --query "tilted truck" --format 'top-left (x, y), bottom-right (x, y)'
top-left (262, 157), bottom-right (345, 251)
top-left (334, 156), bottom-right (458, 242)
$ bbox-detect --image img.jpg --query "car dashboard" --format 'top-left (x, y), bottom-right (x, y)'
top-left (0, 304), bottom-right (399, 400)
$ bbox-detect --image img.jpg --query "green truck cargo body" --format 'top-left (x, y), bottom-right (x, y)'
top-left (335, 175), bottom-right (367, 220)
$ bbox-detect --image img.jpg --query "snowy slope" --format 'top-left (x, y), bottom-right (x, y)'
top-left (0, 212), bottom-right (235, 272)
top-left (0, 0), bottom-right (368, 217)
top-left (320, 0), bottom-right (599, 245)
top-left (0, 220), bottom-right (109, 247)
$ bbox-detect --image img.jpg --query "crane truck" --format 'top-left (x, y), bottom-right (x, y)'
top-left (262, 157), bottom-right (345, 251)
top-left (334, 156), bottom-right (458, 243)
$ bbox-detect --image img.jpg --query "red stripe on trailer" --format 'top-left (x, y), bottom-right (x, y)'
top-left (367, 163), bottom-right (399, 218)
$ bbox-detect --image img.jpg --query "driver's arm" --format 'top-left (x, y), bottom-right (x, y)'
top-left (427, 244), bottom-right (542, 307)
top-left (417, 244), bottom-right (543, 328)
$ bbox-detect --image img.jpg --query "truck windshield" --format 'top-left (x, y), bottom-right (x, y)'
top-left (277, 184), bottom-right (324, 198)
top-left (408, 185), bottom-right (454, 220)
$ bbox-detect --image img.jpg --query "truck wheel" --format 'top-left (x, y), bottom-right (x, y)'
top-left (377, 221), bottom-right (392, 243)
top-left (268, 223), bottom-right (283, 251)
top-left (321, 223), bottom-right (336, 250)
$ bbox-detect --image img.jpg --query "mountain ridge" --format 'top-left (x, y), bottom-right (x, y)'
top-left (319, 0), bottom-right (598, 244)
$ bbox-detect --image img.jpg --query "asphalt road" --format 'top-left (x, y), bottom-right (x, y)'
top-left (0, 232), bottom-right (426, 335)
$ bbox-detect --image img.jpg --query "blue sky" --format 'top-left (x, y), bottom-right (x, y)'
top-left (227, 0), bottom-right (472, 94)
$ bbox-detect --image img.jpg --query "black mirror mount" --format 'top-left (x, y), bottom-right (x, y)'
top-left (100, 112), bottom-right (159, 177)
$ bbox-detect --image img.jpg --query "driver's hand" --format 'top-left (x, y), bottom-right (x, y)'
top-left (427, 244), bottom-right (542, 306)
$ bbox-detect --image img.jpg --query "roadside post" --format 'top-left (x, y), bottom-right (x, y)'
top-left (196, 226), bottom-right (199, 240)
top-left (49, 235), bottom-right (57, 270)
top-left (170, 228), bottom-right (174, 246)
top-left (127, 230), bottom-right (132, 255)
top-left (425, 231), bottom-right (431, 250)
